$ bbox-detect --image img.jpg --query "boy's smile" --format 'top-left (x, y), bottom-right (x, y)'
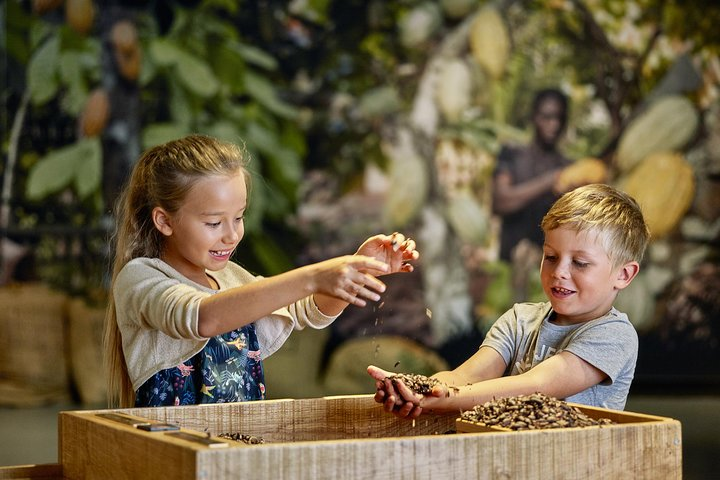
top-left (540, 226), bottom-right (635, 325)
top-left (153, 172), bottom-right (247, 288)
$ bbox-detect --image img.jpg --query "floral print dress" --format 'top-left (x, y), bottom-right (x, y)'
top-left (135, 323), bottom-right (265, 407)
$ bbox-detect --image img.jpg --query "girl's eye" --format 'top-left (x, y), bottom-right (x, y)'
top-left (206, 222), bottom-right (221, 228)
top-left (543, 254), bottom-right (557, 262)
top-left (235, 216), bottom-right (244, 223)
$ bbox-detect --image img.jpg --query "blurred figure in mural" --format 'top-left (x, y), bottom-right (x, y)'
top-left (492, 88), bottom-right (573, 264)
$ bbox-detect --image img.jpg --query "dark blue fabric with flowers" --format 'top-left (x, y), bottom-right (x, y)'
top-left (135, 323), bottom-right (265, 407)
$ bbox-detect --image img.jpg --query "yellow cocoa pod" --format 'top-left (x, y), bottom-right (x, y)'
top-left (66, 0), bottom-right (95, 35)
top-left (382, 134), bottom-right (429, 227)
top-left (616, 95), bottom-right (699, 173)
top-left (469, 6), bottom-right (510, 79)
top-left (621, 151), bottom-right (695, 239)
top-left (445, 190), bottom-right (490, 245)
top-left (435, 58), bottom-right (473, 122)
top-left (555, 157), bottom-right (608, 192)
top-left (79, 88), bottom-right (110, 137)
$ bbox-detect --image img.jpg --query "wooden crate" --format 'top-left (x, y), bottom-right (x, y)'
top-left (58, 395), bottom-right (681, 480)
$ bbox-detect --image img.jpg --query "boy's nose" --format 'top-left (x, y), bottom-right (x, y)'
top-left (552, 262), bottom-right (571, 279)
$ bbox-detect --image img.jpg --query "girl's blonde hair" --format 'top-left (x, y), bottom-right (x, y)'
top-left (541, 183), bottom-right (650, 267)
top-left (103, 134), bottom-right (250, 407)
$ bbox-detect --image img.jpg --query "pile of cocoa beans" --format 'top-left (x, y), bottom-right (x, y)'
top-left (460, 393), bottom-right (614, 431)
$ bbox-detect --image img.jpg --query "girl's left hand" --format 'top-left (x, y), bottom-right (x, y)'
top-left (355, 232), bottom-right (419, 275)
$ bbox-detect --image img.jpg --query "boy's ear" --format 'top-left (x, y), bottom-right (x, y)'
top-left (152, 207), bottom-right (173, 236)
top-left (615, 261), bottom-right (640, 290)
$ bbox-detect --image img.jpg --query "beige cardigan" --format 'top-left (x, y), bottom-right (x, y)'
top-left (114, 258), bottom-right (338, 391)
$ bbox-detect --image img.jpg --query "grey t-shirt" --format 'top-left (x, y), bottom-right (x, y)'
top-left (482, 302), bottom-right (638, 410)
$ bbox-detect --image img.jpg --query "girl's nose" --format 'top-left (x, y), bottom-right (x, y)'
top-left (223, 224), bottom-right (239, 243)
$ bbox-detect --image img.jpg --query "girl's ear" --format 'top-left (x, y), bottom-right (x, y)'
top-left (152, 207), bottom-right (173, 236)
top-left (615, 261), bottom-right (640, 291)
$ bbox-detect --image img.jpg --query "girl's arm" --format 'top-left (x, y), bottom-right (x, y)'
top-left (198, 233), bottom-right (419, 337)
top-left (370, 350), bottom-right (606, 419)
top-left (198, 255), bottom-right (388, 337)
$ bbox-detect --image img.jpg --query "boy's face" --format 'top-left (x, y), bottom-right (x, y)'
top-left (540, 226), bottom-right (637, 325)
top-left (153, 172), bottom-right (247, 286)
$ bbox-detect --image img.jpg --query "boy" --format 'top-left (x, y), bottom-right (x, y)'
top-left (368, 183), bottom-right (650, 417)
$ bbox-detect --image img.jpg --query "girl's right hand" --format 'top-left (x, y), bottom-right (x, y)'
top-left (311, 255), bottom-right (389, 307)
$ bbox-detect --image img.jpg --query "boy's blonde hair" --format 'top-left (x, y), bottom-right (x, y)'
top-left (541, 183), bottom-right (650, 267)
top-left (103, 134), bottom-right (250, 407)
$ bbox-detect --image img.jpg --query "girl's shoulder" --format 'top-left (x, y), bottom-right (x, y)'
top-left (120, 257), bottom-right (178, 278)
top-left (118, 258), bottom-right (257, 289)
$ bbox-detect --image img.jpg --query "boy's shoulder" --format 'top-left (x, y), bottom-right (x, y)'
top-left (511, 301), bottom-right (552, 317)
top-left (574, 308), bottom-right (638, 343)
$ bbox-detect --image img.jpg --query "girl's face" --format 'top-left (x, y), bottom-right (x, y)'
top-left (154, 172), bottom-right (247, 287)
top-left (540, 226), bottom-right (636, 325)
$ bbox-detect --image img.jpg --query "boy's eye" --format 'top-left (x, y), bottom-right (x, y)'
top-left (543, 254), bottom-right (557, 262)
top-left (573, 260), bottom-right (590, 268)
top-left (235, 216), bottom-right (244, 223)
top-left (206, 221), bottom-right (221, 228)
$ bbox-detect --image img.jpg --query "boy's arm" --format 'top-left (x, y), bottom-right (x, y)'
top-left (377, 351), bottom-right (606, 419)
top-left (432, 346), bottom-right (507, 385)
top-left (369, 347), bottom-right (507, 415)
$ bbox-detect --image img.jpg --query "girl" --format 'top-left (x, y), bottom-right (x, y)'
top-left (104, 134), bottom-right (419, 408)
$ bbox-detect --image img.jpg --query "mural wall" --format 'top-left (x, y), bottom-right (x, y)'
top-left (1, 0), bottom-right (719, 404)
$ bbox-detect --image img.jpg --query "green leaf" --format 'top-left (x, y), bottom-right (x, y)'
top-left (291, 0), bottom-right (331, 24)
top-left (204, 121), bottom-right (243, 145)
top-left (59, 51), bottom-right (88, 116)
top-left (212, 43), bottom-right (247, 95)
top-left (236, 43), bottom-right (277, 70)
top-left (280, 124), bottom-right (308, 158)
top-left (26, 139), bottom-right (100, 200)
top-left (149, 38), bottom-right (184, 67)
top-left (249, 233), bottom-right (294, 275)
top-left (244, 71), bottom-right (299, 120)
top-left (175, 50), bottom-right (220, 98)
top-left (245, 122), bottom-right (279, 156)
top-left (73, 138), bottom-right (102, 199)
top-left (28, 36), bottom-right (60, 106)
top-left (142, 123), bottom-right (191, 150)
top-left (245, 120), bottom-right (301, 193)
top-left (244, 165), bottom-right (266, 234)
top-left (260, 182), bottom-right (291, 219)
top-left (168, 77), bottom-right (195, 127)
top-left (266, 147), bottom-right (302, 194)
